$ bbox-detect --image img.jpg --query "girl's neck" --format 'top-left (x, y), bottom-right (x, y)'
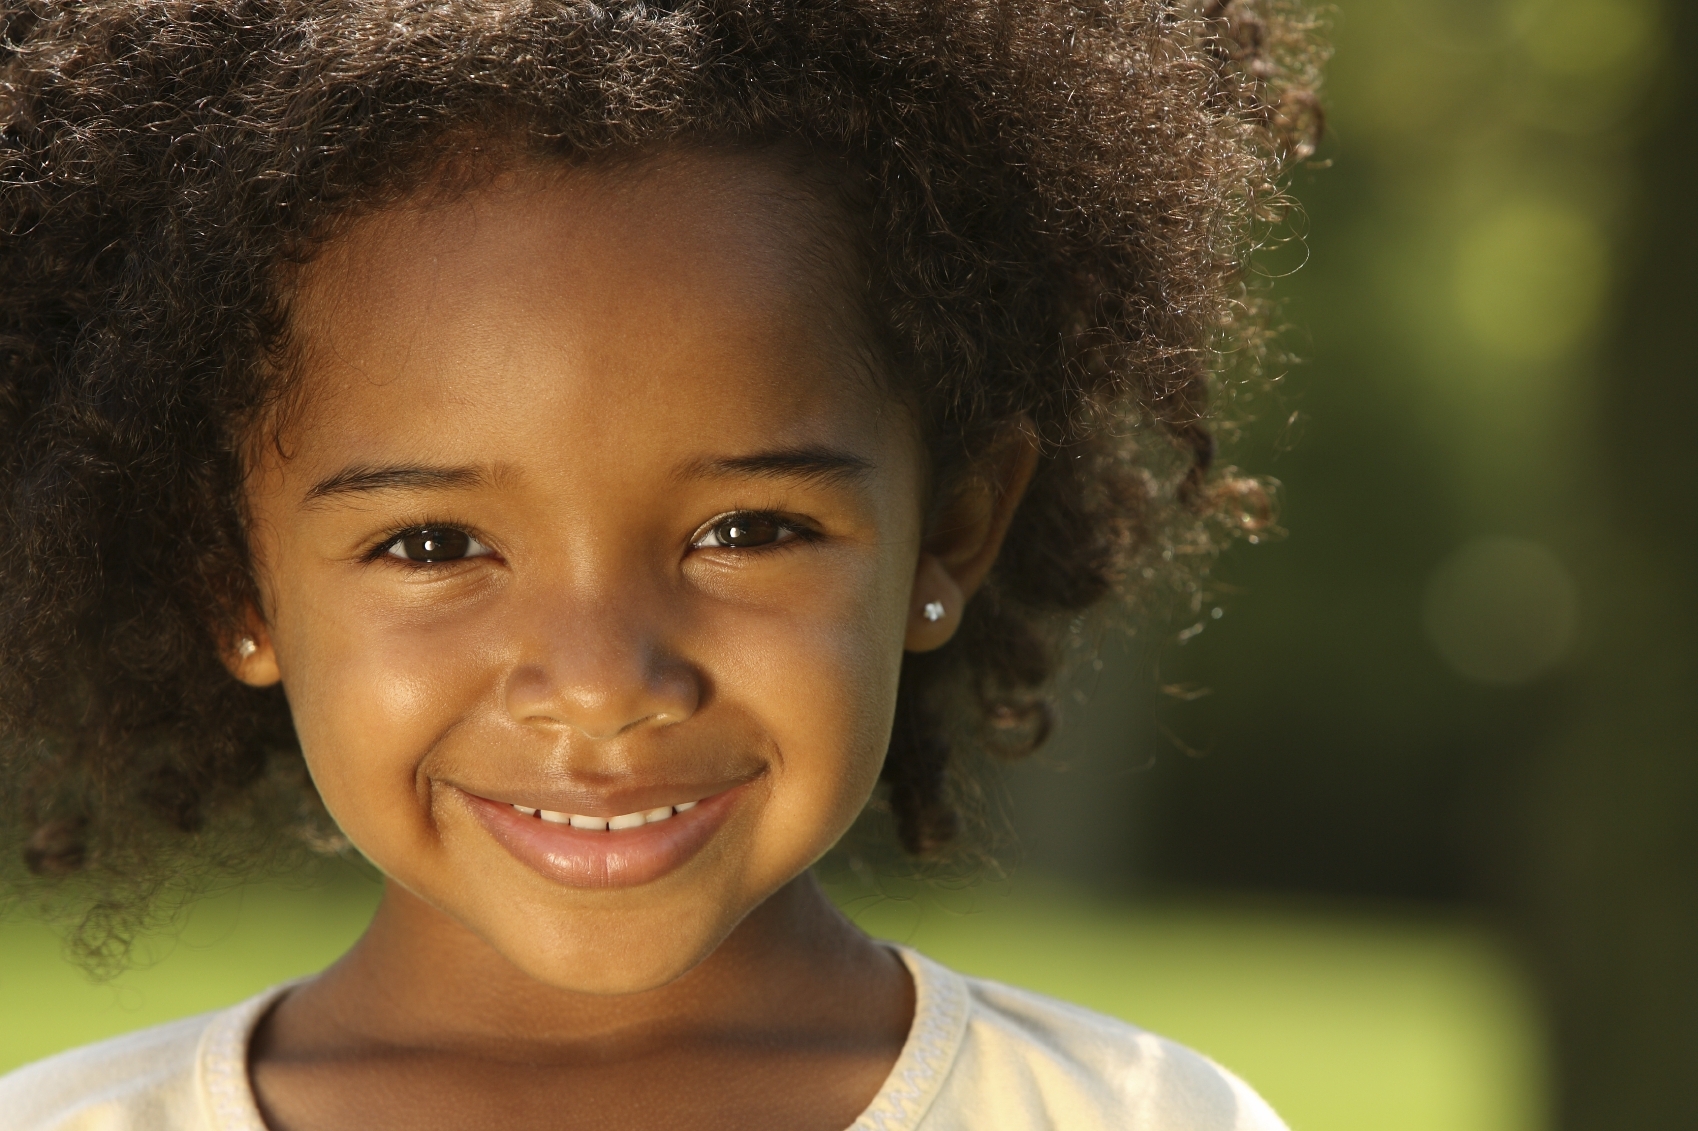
top-left (273, 871), bottom-right (911, 1055)
top-left (249, 874), bottom-right (914, 1131)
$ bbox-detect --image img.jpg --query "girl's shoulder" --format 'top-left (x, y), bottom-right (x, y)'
top-left (0, 987), bottom-right (283, 1131)
top-left (0, 956), bottom-right (1285, 1131)
top-left (869, 947), bottom-right (1288, 1131)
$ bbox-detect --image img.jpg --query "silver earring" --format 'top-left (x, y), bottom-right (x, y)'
top-left (236, 636), bottom-right (258, 659)
top-left (922, 600), bottom-right (945, 623)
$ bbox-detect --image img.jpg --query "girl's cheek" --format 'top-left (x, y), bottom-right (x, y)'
top-left (709, 558), bottom-right (910, 822)
top-left (280, 587), bottom-right (498, 837)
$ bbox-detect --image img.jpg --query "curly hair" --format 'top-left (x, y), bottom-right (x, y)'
top-left (0, 0), bottom-right (1320, 952)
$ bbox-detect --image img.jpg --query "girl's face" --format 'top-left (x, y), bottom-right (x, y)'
top-left (241, 154), bottom-right (942, 994)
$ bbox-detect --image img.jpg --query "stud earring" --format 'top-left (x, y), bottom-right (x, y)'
top-left (236, 636), bottom-right (257, 659)
top-left (922, 600), bottom-right (945, 622)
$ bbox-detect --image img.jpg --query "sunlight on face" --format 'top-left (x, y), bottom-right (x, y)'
top-left (243, 152), bottom-right (928, 993)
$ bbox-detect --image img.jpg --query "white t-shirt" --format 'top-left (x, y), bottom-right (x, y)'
top-left (0, 948), bottom-right (1287, 1130)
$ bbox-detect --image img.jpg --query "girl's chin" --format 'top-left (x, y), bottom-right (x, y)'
top-left (463, 783), bottom-right (748, 890)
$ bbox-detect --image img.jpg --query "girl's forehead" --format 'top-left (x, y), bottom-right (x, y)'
top-left (298, 148), bottom-right (861, 322)
top-left (268, 149), bottom-right (903, 483)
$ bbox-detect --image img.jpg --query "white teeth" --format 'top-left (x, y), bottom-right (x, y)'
top-left (515, 802), bottom-right (698, 828)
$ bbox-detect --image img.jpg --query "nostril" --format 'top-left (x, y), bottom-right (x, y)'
top-left (502, 655), bottom-right (701, 737)
top-left (504, 664), bottom-right (564, 725)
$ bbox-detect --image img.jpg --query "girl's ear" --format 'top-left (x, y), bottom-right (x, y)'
top-left (222, 609), bottom-right (282, 687)
top-left (906, 422), bottom-right (1041, 653)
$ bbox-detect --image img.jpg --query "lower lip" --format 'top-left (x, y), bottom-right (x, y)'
top-left (465, 786), bottom-right (745, 890)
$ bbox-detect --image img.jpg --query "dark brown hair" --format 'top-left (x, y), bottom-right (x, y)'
top-left (0, 0), bottom-right (1320, 956)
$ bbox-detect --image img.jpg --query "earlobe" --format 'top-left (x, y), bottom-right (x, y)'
top-left (905, 553), bottom-right (965, 652)
top-left (904, 421), bottom-right (1041, 654)
top-left (222, 614), bottom-right (282, 687)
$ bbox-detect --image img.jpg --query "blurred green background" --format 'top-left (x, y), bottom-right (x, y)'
top-left (4, 1), bottom-right (1694, 1129)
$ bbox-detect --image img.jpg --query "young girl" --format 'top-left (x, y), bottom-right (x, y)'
top-left (0, 3), bottom-right (1320, 1128)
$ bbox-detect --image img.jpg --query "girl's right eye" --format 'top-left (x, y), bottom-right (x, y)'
top-left (384, 528), bottom-right (492, 564)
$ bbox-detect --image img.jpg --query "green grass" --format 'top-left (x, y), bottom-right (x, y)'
top-left (839, 881), bottom-right (1548, 1131)
top-left (0, 875), bottom-right (1546, 1131)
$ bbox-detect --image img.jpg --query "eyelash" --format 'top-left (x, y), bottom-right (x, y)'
top-left (690, 510), bottom-right (819, 553)
top-left (362, 509), bottom-right (818, 568)
top-left (364, 520), bottom-right (494, 566)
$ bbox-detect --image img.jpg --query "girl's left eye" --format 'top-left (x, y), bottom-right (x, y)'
top-left (384, 527), bottom-right (493, 564)
top-left (692, 512), bottom-right (800, 550)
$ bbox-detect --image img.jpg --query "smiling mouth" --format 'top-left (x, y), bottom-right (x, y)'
top-left (464, 784), bottom-right (746, 889)
top-left (509, 799), bottom-right (698, 831)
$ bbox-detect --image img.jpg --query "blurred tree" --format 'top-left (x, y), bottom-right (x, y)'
top-left (1006, 1), bottom-right (1695, 1127)
top-left (1511, 0), bottom-right (1698, 1123)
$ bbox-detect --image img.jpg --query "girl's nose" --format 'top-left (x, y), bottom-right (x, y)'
top-left (501, 595), bottom-right (702, 740)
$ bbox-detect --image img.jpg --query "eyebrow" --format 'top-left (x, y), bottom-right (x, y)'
top-left (679, 446), bottom-right (874, 487)
top-left (303, 463), bottom-right (488, 505)
top-left (301, 447), bottom-right (871, 506)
